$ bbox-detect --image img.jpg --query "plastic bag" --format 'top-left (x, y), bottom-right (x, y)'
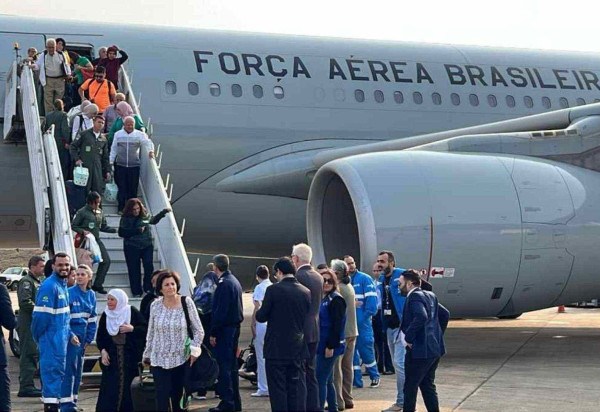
top-left (73, 166), bottom-right (89, 187)
top-left (84, 233), bottom-right (103, 263)
top-left (104, 180), bottom-right (118, 203)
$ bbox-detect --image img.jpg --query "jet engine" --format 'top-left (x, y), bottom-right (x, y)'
top-left (307, 151), bottom-right (600, 317)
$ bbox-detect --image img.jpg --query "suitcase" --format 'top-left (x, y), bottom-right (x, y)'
top-left (131, 363), bottom-right (156, 412)
top-left (65, 180), bottom-right (87, 217)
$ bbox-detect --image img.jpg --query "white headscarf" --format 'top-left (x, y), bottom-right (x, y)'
top-left (104, 289), bottom-right (131, 336)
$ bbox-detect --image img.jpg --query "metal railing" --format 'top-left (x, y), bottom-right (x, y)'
top-left (3, 61), bottom-right (17, 140)
top-left (20, 65), bottom-right (51, 249)
top-left (118, 68), bottom-right (195, 294)
top-left (42, 125), bottom-right (77, 261)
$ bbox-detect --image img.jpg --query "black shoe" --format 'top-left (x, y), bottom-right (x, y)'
top-left (208, 408), bottom-right (233, 412)
top-left (92, 286), bottom-right (108, 294)
top-left (44, 404), bottom-right (59, 412)
top-left (18, 389), bottom-right (42, 397)
top-left (370, 378), bottom-right (380, 388)
top-left (382, 370), bottom-right (395, 375)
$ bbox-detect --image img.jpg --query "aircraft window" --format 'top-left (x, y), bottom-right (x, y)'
top-left (209, 83), bottom-right (221, 97)
top-left (487, 94), bottom-right (497, 107)
top-left (232, 84), bottom-right (243, 97)
top-left (393, 91), bottom-right (404, 104)
top-left (542, 96), bottom-right (551, 109)
top-left (334, 88), bottom-right (346, 102)
top-left (432, 92), bottom-right (442, 105)
top-left (469, 94), bottom-right (479, 106)
top-left (559, 97), bottom-right (569, 108)
top-left (165, 81), bottom-right (177, 95)
top-left (355, 89), bottom-right (365, 103)
top-left (374, 90), bottom-right (384, 103)
top-left (413, 92), bottom-right (423, 105)
top-left (506, 95), bottom-right (516, 108)
top-left (450, 93), bottom-right (460, 106)
top-left (273, 86), bottom-right (284, 99)
top-left (253, 85), bottom-right (264, 99)
top-left (576, 97), bottom-right (586, 106)
top-left (524, 96), bottom-right (534, 108)
top-left (187, 82), bottom-right (199, 96)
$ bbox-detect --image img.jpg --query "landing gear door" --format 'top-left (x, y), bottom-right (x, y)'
top-left (0, 33), bottom-right (45, 128)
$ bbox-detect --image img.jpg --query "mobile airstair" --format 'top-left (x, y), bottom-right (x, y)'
top-left (4, 62), bottom-right (196, 309)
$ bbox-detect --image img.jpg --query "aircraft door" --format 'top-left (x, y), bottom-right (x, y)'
top-left (0, 33), bottom-right (45, 117)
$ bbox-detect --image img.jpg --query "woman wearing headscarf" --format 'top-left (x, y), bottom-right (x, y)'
top-left (103, 92), bottom-right (126, 133)
top-left (108, 101), bottom-right (145, 146)
top-left (96, 289), bottom-right (147, 412)
top-left (143, 271), bottom-right (204, 411)
top-left (60, 264), bottom-right (96, 412)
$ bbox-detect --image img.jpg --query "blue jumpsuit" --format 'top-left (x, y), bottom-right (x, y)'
top-left (351, 270), bottom-right (380, 387)
top-left (31, 273), bottom-right (70, 406)
top-left (60, 285), bottom-right (97, 411)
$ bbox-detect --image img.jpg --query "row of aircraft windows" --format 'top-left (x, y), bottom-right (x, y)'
top-left (165, 81), bottom-right (600, 109)
top-left (165, 81), bottom-right (284, 99)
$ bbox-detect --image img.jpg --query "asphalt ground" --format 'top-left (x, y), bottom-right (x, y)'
top-left (4, 292), bottom-right (600, 411)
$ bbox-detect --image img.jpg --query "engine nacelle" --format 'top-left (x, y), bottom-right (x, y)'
top-left (307, 151), bottom-right (600, 317)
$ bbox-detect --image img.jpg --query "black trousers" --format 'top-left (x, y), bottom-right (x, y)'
top-left (124, 244), bottom-right (154, 296)
top-left (152, 362), bottom-right (187, 412)
top-left (0, 365), bottom-right (9, 412)
top-left (265, 358), bottom-right (306, 412)
top-left (196, 313), bottom-right (213, 397)
top-left (93, 239), bottom-right (111, 289)
top-left (215, 326), bottom-right (241, 411)
top-left (403, 350), bottom-right (440, 412)
top-left (114, 165), bottom-right (140, 212)
top-left (305, 341), bottom-right (319, 412)
top-left (373, 311), bottom-right (394, 373)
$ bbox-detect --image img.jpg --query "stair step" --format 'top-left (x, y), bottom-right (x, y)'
top-left (106, 261), bottom-right (161, 273)
top-left (104, 249), bottom-right (159, 262)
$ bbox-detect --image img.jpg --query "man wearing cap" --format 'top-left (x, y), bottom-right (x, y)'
top-left (70, 115), bottom-right (111, 195)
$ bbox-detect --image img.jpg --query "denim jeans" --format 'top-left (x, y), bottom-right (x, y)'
top-left (387, 327), bottom-right (406, 406)
top-left (316, 353), bottom-right (340, 412)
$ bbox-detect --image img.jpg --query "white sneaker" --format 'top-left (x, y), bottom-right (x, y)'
top-left (381, 404), bottom-right (403, 412)
top-left (192, 394), bottom-right (207, 400)
top-left (250, 391), bottom-right (269, 397)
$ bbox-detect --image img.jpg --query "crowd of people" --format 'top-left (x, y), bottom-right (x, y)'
top-left (0, 242), bottom-right (449, 412)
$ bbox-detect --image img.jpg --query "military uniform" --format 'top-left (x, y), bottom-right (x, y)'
top-left (17, 272), bottom-right (43, 394)
top-left (69, 128), bottom-right (110, 195)
top-left (72, 204), bottom-right (117, 290)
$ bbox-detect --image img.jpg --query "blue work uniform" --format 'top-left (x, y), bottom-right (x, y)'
top-left (211, 271), bottom-right (244, 412)
top-left (378, 268), bottom-right (406, 329)
top-left (351, 270), bottom-right (380, 386)
top-left (60, 285), bottom-right (97, 411)
top-left (31, 273), bottom-right (70, 406)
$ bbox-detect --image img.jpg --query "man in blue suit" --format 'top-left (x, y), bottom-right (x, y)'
top-left (400, 269), bottom-right (450, 412)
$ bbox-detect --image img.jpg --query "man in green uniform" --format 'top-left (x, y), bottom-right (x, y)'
top-left (70, 115), bottom-right (111, 195)
top-left (71, 191), bottom-right (117, 294)
top-left (43, 99), bottom-right (72, 180)
top-left (17, 255), bottom-right (46, 397)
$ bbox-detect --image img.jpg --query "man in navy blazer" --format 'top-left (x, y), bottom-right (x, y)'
top-left (400, 269), bottom-right (449, 412)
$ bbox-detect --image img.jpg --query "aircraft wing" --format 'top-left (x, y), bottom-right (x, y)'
top-left (217, 103), bottom-right (600, 199)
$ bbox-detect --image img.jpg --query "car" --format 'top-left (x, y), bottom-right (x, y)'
top-left (0, 267), bottom-right (28, 291)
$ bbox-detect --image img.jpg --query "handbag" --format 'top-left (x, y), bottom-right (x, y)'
top-left (181, 296), bottom-right (219, 393)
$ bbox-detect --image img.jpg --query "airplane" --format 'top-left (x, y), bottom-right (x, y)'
top-left (1, 14), bottom-right (600, 317)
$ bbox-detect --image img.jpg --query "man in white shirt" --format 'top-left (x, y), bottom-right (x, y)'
top-left (37, 38), bottom-right (71, 115)
top-left (250, 265), bottom-right (272, 397)
top-left (109, 116), bottom-right (154, 212)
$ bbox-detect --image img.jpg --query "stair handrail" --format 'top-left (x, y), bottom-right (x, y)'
top-left (42, 125), bottom-right (77, 262)
top-left (118, 67), bottom-right (195, 294)
top-left (20, 65), bottom-right (51, 250)
top-left (3, 61), bottom-right (17, 140)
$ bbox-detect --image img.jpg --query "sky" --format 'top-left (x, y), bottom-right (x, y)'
top-left (4, 0), bottom-right (600, 52)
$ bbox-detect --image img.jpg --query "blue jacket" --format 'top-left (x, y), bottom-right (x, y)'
top-left (193, 271), bottom-right (218, 315)
top-left (67, 285), bottom-right (98, 345)
top-left (210, 271), bottom-right (243, 337)
top-left (378, 268), bottom-right (406, 329)
top-left (318, 291), bottom-right (346, 357)
top-left (31, 273), bottom-right (70, 347)
top-left (351, 270), bottom-right (378, 326)
top-left (401, 288), bottom-right (450, 359)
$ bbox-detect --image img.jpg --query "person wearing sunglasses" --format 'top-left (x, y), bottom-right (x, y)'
top-left (316, 268), bottom-right (347, 412)
top-left (78, 66), bottom-right (116, 113)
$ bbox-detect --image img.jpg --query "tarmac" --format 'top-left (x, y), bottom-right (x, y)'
top-left (5, 292), bottom-right (600, 412)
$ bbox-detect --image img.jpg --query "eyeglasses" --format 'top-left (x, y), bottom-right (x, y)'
top-left (95, 75), bottom-right (104, 78)
top-left (323, 278), bottom-right (335, 285)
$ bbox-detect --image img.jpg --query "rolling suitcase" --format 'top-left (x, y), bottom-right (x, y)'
top-left (131, 363), bottom-right (156, 412)
top-left (65, 180), bottom-right (86, 217)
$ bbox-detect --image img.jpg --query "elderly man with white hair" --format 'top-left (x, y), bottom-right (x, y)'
top-left (291, 243), bottom-right (323, 412)
top-left (71, 102), bottom-right (98, 142)
top-left (37, 38), bottom-right (72, 115)
top-left (109, 116), bottom-right (155, 212)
